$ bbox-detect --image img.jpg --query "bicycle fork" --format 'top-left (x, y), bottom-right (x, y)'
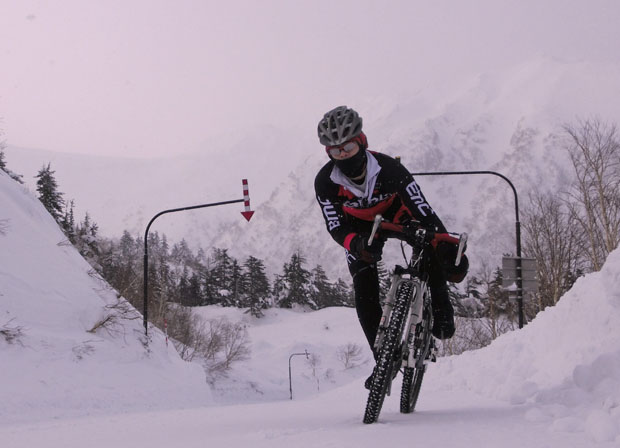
top-left (373, 275), bottom-right (424, 358)
top-left (403, 281), bottom-right (436, 368)
top-left (373, 272), bottom-right (406, 354)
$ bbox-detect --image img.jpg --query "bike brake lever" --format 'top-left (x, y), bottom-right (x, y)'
top-left (455, 232), bottom-right (468, 266)
top-left (368, 215), bottom-right (383, 245)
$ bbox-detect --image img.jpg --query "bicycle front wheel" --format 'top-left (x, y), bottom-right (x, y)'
top-left (363, 281), bottom-right (413, 424)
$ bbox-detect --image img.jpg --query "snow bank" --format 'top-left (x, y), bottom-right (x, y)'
top-left (432, 247), bottom-right (620, 443)
top-left (0, 172), bottom-right (211, 425)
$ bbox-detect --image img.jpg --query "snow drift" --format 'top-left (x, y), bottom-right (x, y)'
top-left (0, 171), bottom-right (211, 425)
top-left (431, 247), bottom-right (620, 443)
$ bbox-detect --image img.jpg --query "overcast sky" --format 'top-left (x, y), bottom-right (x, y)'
top-left (1, 0), bottom-right (619, 158)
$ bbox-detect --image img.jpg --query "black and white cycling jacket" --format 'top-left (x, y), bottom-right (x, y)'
top-left (314, 151), bottom-right (447, 252)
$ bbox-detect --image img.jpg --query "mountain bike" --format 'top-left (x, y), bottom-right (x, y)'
top-left (363, 214), bottom-right (467, 424)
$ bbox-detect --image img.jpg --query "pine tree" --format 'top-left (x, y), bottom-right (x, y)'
top-left (104, 230), bottom-right (140, 301)
top-left (178, 266), bottom-right (202, 306)
top-left (62, 199), bottom-right (76, 242)
top-left (229, 259), bottom-right (243, 307)
top-left (333, 278), bottom-right (355, 307)
top-left (0, 143), bottom-right (23, 184)
top-left (187, 272), bottom-right (203, 306)
top-left (309, 265), bottom-right (332, 309)
top-left (35, 163), bottom-right (64, 222)
top-left (201, 248), bottom-right (237, 306)
top-left (171, 239), bottom-right (194, 267)
top-left (273, 252), bottom-right (314, 309)
top-left (208, 248), bottom-right (234, 306)
top-left (240, 256), bottom-right (271, 317)
top-left (0, 148), bottom-right (6, 171)
top-left (75, 212), bottom-right (101, 264)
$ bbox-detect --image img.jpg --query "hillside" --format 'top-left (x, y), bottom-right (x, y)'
top-left (0, 170), bottom-right (210, 425)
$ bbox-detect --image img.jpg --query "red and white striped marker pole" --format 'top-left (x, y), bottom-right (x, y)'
top-left (241, 179), bottom-right (255, 222)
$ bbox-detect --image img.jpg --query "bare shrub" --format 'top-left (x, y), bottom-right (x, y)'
top-left (438, 316), bottom-right (516, 356)
top-left (204, 318), bottom-right (251, 378)
top-left (1, 319), bottom-right (25, 345)
top-left (336, 342), bottom-right (364, 369)
top-left (306, 353), bottom-right (322, 392)
top-left (167, 306), bottom-right (204, 361)
top-left (166, 308), bottom-right (250, 379)
top-left (72, 341), bottom-right (96, 361)
top-left (88, 298), bottom-right (141, 336)
top-left (0, 218), bottom-right (9, 236)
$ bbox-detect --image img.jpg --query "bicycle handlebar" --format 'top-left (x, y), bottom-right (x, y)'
top-left (368, 214), bottom-right (466, 266)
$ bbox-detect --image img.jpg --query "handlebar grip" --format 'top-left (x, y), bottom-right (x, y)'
top-left (379, 222), bottom-right (404, 233)
top-left (433, 233), bottom-right (460, 245)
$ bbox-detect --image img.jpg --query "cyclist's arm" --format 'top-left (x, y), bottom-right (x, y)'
top-left (314, 170), bottom-right (361, 251)
top-left (389, 162), bottom-right (447, 233)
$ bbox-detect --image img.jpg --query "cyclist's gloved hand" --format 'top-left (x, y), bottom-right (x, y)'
top-left (349, 234), bottom-right (383, 263)
top-left (402, 222), bottom-right (423, 243)
top-left (435, 241), bottom-right (469, 283)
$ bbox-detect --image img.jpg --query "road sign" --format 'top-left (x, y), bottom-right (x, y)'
top-left (502, 256), bottom-right (538, 293)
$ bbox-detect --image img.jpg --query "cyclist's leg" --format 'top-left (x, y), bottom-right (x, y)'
top-left (428, 249), bottom-right (455, 339)
top-left (347, 252), bottom-right (382, 354)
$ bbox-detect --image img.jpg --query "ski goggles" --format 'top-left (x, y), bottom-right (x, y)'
top-left (326, 141), bottom-right (358, 157)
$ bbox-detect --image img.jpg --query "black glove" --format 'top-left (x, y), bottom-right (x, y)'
top-left (349, 234), bottom-right (383, 263)
top-left (435, 241), bottom-right (469, 283)
top-left (402, 222), bottom-right (426, 244)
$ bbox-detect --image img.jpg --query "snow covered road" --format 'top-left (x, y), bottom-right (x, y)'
top-left (2, 383), bottom-right (610, 448)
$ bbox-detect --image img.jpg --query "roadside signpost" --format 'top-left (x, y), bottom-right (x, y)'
top-left (502, 257), bottom-right (538, 295)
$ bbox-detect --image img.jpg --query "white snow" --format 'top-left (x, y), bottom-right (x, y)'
top-left (0, 171), bottom-right (211, 426)
top-left (2, 168), bottom-right (620, 447)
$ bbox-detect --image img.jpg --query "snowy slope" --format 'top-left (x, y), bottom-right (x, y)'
top-left (431, 247), bottom-right (620, 442)
top-left (0, 171), bottom-right (210, 425)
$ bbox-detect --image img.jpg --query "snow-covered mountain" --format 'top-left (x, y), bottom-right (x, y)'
top-left (1, 164), bottom-right (619, 446)
top-left (5, 57), bottom-right (620, 279)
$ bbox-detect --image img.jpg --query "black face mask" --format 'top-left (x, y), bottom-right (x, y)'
top-left (334, 149), bottom-right (367, 179)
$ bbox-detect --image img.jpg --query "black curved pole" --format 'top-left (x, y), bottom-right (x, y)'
top-left (143, 199), bottom-right (244, 335)
top-left (412, 170), bottom-right (524, 328)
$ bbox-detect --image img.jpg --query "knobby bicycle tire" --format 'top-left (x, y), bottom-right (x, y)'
top-left (400, 292), bottom-right (432, 414)
top-left (363, 281), bottom-right (413, 424)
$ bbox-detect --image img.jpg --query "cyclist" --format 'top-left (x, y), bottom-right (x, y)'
top-left (314, 106), bottom-right (467, 368)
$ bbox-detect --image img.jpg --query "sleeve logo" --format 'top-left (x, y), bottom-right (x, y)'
top-left (405, 181), bottom-right (432, 217)
top-left (318, 197), bottom-right (341, 231)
